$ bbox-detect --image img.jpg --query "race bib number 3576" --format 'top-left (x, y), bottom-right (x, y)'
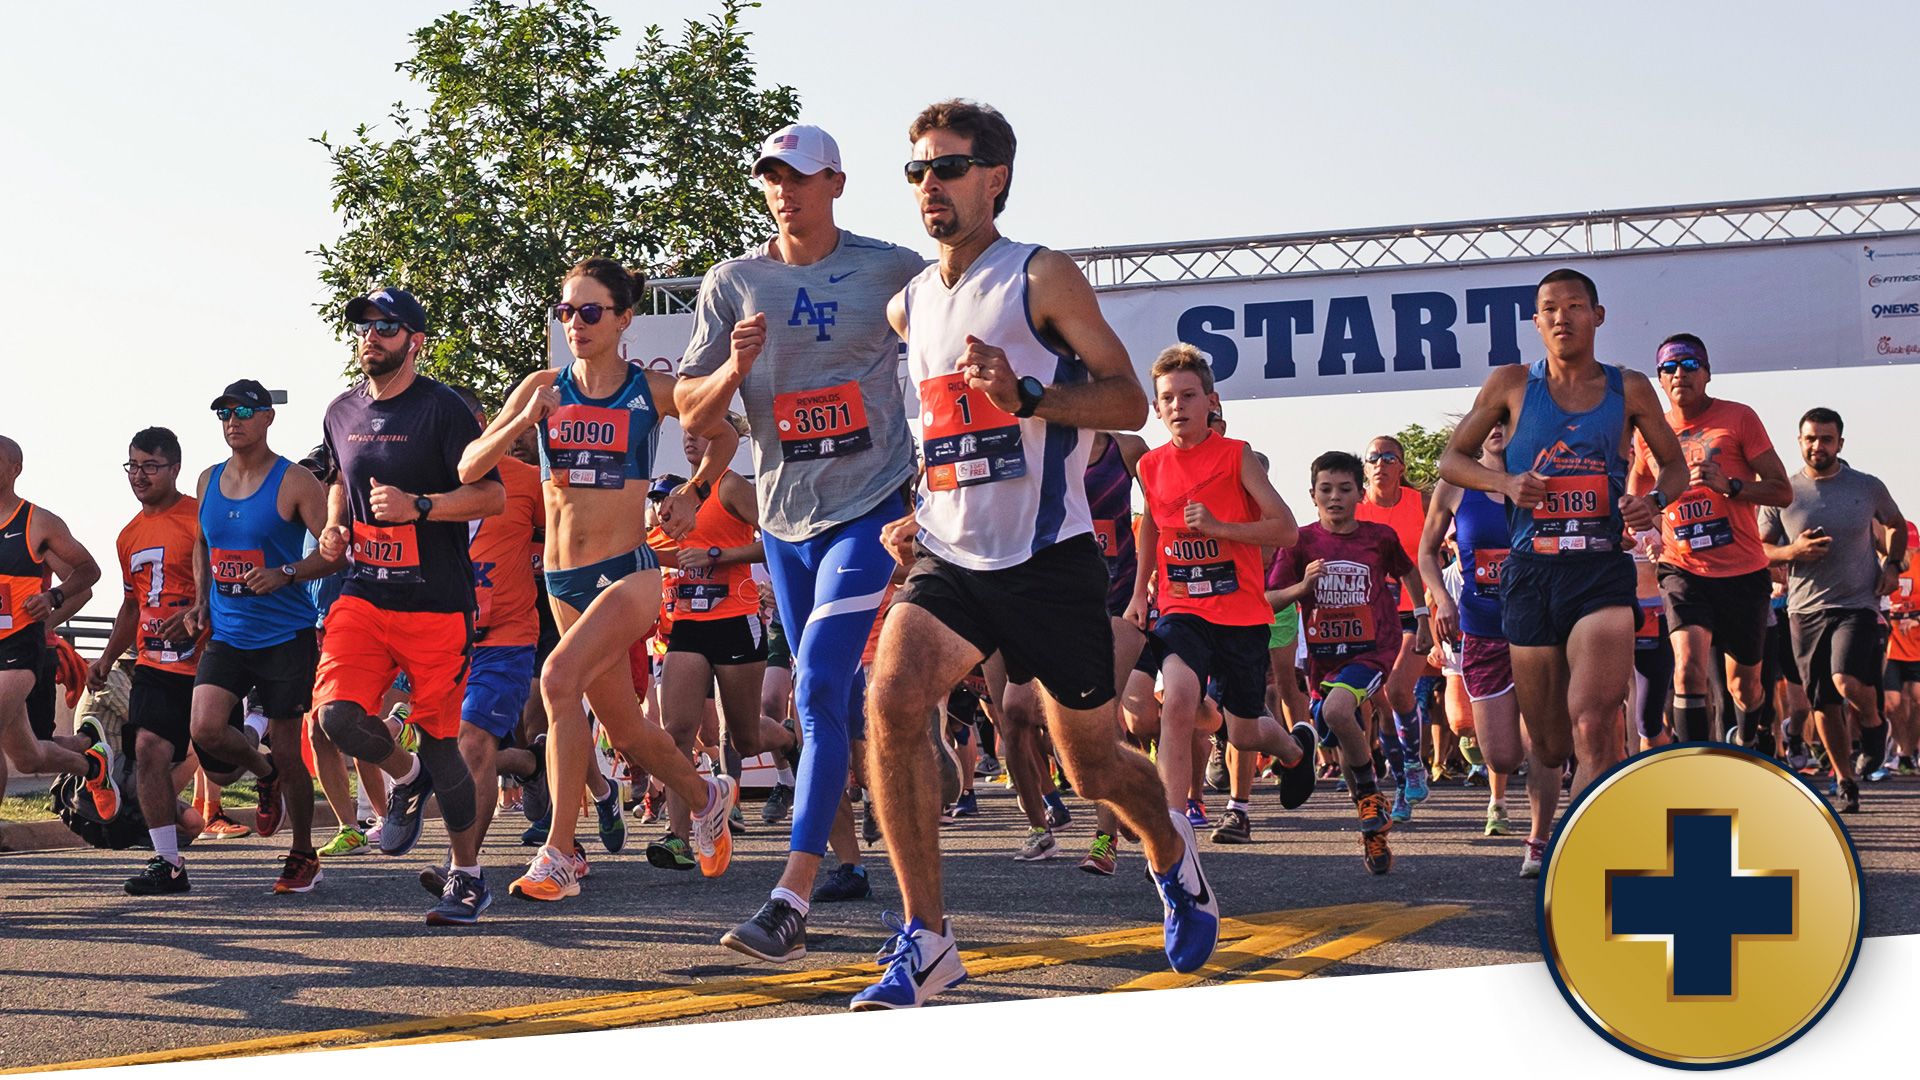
top-left (919, 373), bottom-right (1026, 492)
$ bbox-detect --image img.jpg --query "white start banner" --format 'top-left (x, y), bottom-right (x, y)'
top-left (558, 234), bottom-right (1920, 402)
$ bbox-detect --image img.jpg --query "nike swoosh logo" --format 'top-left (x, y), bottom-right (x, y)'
top-left (836, 566), bottom-right (861, 573)
top-left (1, 532), bottom-right (19, 540)
top-left (913, 943), bottom-right (955, 984)
top-left (828, 271), bottom-right (858, 283)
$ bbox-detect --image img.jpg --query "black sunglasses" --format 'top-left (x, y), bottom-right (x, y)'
top-left (214, 406), bottom-right (267, 422)
top-left (553, 303), bottom-right (620, 326)
top-left (354, 319), bottom-right (407, 339)
top-left (1657, 357), bottom-right (1704, 376)
top-left (904, 155), bottom-right (995, 184)
top-left (1365, 451), bottom-right (1401, 464)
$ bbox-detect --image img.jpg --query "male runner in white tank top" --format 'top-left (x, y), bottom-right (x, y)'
top-left (852, 99), bottom-right (1218, 1011)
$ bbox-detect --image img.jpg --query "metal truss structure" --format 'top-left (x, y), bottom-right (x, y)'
top-left (646, 188), bottom-right (1920, 312)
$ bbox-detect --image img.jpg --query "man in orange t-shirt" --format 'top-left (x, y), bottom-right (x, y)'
top-left (89, 428), bottom-right (213, 895)
top-left (1883, 521), bottom-right (1920, 773)
top-left (1628, 334), bottom-right (1794, 749)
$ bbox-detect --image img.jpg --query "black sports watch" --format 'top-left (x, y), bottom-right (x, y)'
top-left (1648, 489), bottom-right (1670, 512)
top-left (1726, 477), bottom-right (1745, 500)
top-left (1014, 375), bottom-right (1046, 418)
top-left (707, 546), bottom-right (724, 562)
top-left (691, 479), bottom-right (712, 502)
top-left (413, 494), bottom-right (434, 521)
top-left (47, 585), bottom-right (66, 611)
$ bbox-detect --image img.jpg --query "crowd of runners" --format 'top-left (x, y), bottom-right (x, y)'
top-left (0, 101), bottom-right (1913, 1010)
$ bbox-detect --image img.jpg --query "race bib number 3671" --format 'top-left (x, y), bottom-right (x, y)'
top-left (774, 381), bottom-right (872, 461)
top-left (919, 373), bottom-right (1026, 492)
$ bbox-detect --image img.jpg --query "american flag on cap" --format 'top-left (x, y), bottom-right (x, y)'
top-left (774, 131), bottom-right (801, 150)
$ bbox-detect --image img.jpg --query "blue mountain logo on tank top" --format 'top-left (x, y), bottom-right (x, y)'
top-left (1534, 440), bottom-right (1608, 474)
top-left (789, 288), bottom-right (838, 342)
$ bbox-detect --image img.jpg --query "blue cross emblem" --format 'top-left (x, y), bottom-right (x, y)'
top-left (1607, 810), bottom-right (1795, 998)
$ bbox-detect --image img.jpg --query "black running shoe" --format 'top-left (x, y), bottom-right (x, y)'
top-left (125, 855), bottom-right (190, 896)
top-left (762, 782), bottom-right (794, 824)
top-left (520, 735), bottom-right (550, 825)
top-left (1210, 806), bottom-right (1252, 844)
top-left (721, 897), bottom-right (808, 962)
top-left (1839, 779), bottom-right (1860, 814)
top-left (381, 765), bottom-right (435, 856)
top-left (1278, 723), bottom-right (1317, 810)
top-left (810, 862), bottom-right (873, 903)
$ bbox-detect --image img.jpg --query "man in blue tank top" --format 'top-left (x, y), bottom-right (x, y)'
top-left (182, 380), bottom-right (336, 894)
top-left (1440, 268), bottom-right (1686, 874)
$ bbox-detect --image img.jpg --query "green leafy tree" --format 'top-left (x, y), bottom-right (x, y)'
top-left (1395, 420), bottom-right (1454, 492)
top-left (313, 0), bottom-right (798, 403)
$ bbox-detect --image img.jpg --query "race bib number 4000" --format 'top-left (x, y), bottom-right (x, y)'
top-left (919, 374), bottom-right (1026, 492)
top-left (774, 381), bottom-right (872, 461)
top-left (351, 522), bottom-right (423, 584)
top-left (1163, 530), bottom-right (1237, 598)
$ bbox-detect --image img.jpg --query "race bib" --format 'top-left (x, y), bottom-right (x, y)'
top-left (1634, 602), bottom-right (1663, 649)
top-left (1162, 530), bottom-right (1237, 598)
top-left (919, 373), bottom-right (1026, 492)
top-left (1472, 548), bottom-right (1510, 589)
top-left (1091, 517), bottom-right (1126, 559)
top-left (1667, 492), bottom-right (1735, 550)
top-left (0, 583), bottom-right (13, 631)
top-left (211, 547), bottom-right (264, 597)
top-left (674, 566), bottom-right (728, 613)
top-left (139, 613), bottom-right (195, 665)
top-left (1531, 475), bottom-right (1614, 554)
top-left (545, 404), bottom-right (631, 489)
top-left (351, 522), bottom-right (423, 584)
top-left (1306, 605), bottom-right (1376, 659)
top-left (774, 381), bottom-right (872, 461)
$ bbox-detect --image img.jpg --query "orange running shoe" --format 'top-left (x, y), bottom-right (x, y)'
top-left (689, 775), bottom-right (737, 878)
top-left (509, 844), bottom-right (581, 901)
top-left (82, 742), bottom-right (121, 821)
top-left (199, 813), bottom-right (252, 841)
top-left (1356, 791), bottom-right (1393, 875)
top-left (273, 850), bottom-right (324, 894)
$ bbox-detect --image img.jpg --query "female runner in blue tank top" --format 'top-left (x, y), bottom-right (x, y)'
top-left (460, 258), bottom-right (745, 898)
top-left (1438, 269), bottom-right (1686, 820)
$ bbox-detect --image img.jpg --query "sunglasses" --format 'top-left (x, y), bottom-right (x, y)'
top-left (552, 303), bottom-right (620, 325)
top-left (1657, 358), bottom-right (1704, 375)
top-left (354, 319), bottom-right (408, 339)
top-left (904, 155), bottom-right (995, 184)
top-left (123, 461), bottom-right (176, 476)
top-left (1365, 451), bottom-right (1401, 464)
top-left (215, 406), bottom-right (266, 422)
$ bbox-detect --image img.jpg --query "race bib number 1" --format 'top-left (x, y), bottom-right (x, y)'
top-left (774, 381), bottom-right (872, 461)
top-left (919, 373), bottom-right (1026, 492)
top-left (351, 522), bottom-right (423, 584)
top-left (211, 548), bottom-right (264, 597)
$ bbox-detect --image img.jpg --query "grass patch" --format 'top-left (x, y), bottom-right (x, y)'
top-left (2, 778), bottom-right (262, 824)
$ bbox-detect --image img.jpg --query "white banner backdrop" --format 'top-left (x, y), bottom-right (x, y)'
top-left (560, 234), bottom-right (1920, 410)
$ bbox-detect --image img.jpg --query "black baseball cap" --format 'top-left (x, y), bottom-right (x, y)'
top-left (344, 286), bottom-right (428, 334)
top-left (210, 379), bottom-right (286, 410)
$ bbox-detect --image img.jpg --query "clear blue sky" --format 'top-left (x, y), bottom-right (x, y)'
top-left (2, 1), bottom-right (1912, 618)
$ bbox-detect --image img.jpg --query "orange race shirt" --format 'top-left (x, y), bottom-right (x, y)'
top-left (1889, 562), bottom-right (1920, 664)
top-left (646, 474), bottom-right (760, 624)
top-left (1632, 398), bottom-right (1772, 578)
top-left (0, 501), bottom-right (45, 643)
top-left (1138, 432), bottom-right (1273, 627)
top-left (1356, 484), bottom-right (1426, 614)
top-left (470, 456), bottom-right (542, 647)
top-left (116, 496), bottom-right (205, 674)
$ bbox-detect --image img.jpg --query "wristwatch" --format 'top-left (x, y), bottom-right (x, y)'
top-left (691, 479), bottom-right (712, 502)
top-left (47, 586), bottom-right (66, 610)
top-left (707, 546), bottom-right (724, 562)
top-left (1648, 489), bottom-right (1670, 512)
top-left (1726, 477), bottom-right (1745, 500)
top-left (1014, 376), bottom-right (1046, 419)
top-left (280, 563), bottom-right (298, 583)
top-left (413, 494), bottom-right (433, 521)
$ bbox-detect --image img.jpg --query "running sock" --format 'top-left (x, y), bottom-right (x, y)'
top-left (149, 827), bottom-right (180, 865)
top-left (244, 710), bottom-right (269, 743)
top-left (1674, 694), bottom-right (1711, 742)
top-left (776, 764), bottom-right (796, 786)
top-left (1346, 760), bottom-right (1381, 799)
top-left (1738, 703), bottom-right (1776, 754)
top-left (453, 863), bottom-right (482, 877)
top-left (772, 886), bottom-right (810, 917)
top-left (395, 755), bottom-right (422, 787)
top-left (1227, 799), bottom-right (1251, 814)
top-left (1379, 730), bottom-right (1406, 786)
top-left (1394, 709), bottom-right (1422, 770)
top-left (355, 786), bottom-right (374, 823)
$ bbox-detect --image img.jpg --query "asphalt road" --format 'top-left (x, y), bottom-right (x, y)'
top-left (2, 772), bottom-right (1915, 1072)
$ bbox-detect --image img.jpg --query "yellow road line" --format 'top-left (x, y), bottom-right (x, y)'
top-left (16, 902), bottom-right (1457, 1073)
top-left (1226, 904), bottom-right (1469, 984)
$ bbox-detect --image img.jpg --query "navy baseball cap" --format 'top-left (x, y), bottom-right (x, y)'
top-left (344, 286), bottom-right (428, 334)
top-left (210, 379), bottom-right (285, 410)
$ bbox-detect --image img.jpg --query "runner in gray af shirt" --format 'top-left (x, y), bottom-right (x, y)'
top-left (675, 124), bottom-right (926, 963)
top-left (1758, 407), bottom-right (1907, 811)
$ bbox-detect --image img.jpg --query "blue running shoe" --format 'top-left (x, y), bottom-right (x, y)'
top-left (426, 869), bottom-right (491, 925)
top-left (381, 763), bottom-right (435, 856)
top-left (1403, 766), bottom-right (1430, 804)
top-left (948, 791), bottom-right (979, 817)
top-left (595, 785), bottom-right (627, 853)
top-left (849, 912), bottom-right (967, 1011)
top-left (1043, 792), bottom-right (1072, 830)
top-left (520, 817), bottom-right (550, 847)
top-left (1184, 798), bottom-right (1209, 829)
top-left (1390, 788), bottom-right (1412, 824)
top-left (1149, 809), bottom-right (1219, 974)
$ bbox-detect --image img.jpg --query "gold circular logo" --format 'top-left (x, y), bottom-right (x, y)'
top-left (1539, 744), bottom-right (1862, 1069)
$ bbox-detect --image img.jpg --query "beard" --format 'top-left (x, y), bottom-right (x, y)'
top-left (360, 339), bottom-right (406, 378)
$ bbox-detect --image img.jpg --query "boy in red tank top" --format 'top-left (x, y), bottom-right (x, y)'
top-left (1130, 346), bottom-right (1315, 842)
top-left (1268, 450), bottom-right (1416, 875)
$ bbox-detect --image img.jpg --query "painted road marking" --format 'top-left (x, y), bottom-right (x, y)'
top-left (17, 901), bottom-right (1464, 1073)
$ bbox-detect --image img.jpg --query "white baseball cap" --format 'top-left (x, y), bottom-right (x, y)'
top-left (752, 123), bottom-right (842, 177)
